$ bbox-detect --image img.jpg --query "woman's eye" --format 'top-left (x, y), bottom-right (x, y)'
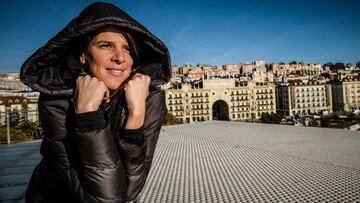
top-left (99, 43), bottom-right (111, 48)
top-left (124, 46), bottom-right (130, 53)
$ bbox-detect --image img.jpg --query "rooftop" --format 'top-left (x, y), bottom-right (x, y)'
top-left (1, 122), bottom-right (359, 202)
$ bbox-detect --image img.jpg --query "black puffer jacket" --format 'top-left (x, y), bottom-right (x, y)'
top-left (20, 2), bottom-right (170, 202)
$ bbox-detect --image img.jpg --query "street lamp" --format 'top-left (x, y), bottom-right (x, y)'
top-left (5, 106), bottom-right (11, 144)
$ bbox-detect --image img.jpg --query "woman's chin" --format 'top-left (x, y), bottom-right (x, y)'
top-left (106, 82), bottom-right (122, 92)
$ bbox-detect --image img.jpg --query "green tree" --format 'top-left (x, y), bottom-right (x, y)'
top-left (346, 63), bottom-right (353, 69)
top-left (260, 112), bottom-right (282, 124)
top-left (309, 119), bottom-right (318, 127)
top-left (320, 116), bottom-right (331, 127)
top-left (16, 119), bottom-right (43, 139)
top-left (324, 62), bottom-right (334, 71)
top-left (9, 109), bottom-right (21, 127)
top-left (334, 62), bottom-right (345, 71)
top-left (260, 112), bottom-right (270, 123)
top-left (162, 113), bottom-right (182, 126)
top-left (356, 61), bottom-right (360, 68)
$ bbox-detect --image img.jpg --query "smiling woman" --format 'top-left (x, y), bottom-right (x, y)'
top-left (20, 2), bottom-right (170, 203)
top-left (80, 27), bottom-right (135, 91)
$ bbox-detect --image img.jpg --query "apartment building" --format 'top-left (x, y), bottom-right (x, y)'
top-left (271, 63), bottom-right (323, 77)
top-left (276, 80), bottom-right (332, 116)
top-left (165, 78), bottom-right (276, 123)
top-left (332, 78), bottom-right (360, 112)
top-left (0, 96), bottom-right (38, 126)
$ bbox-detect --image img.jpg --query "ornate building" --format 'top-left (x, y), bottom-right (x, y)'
top-left (0, 96), bottom-right (38, 126)
top-left (165, 78), bottom-right (276, 123)
top-left (276, 80), bottom-right (333, 116)
top-left (332, 78), bottom-right (360, 112)
top-left (271, 63), bottom-right (323, 77)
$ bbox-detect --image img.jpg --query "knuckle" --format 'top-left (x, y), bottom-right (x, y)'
top-left (76, 76), bottom-right (83, 82)
top-left (99, 80), bottom-right (106, 88)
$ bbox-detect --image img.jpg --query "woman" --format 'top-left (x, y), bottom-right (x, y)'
top-left (20, 2), bottom-right (170, 202)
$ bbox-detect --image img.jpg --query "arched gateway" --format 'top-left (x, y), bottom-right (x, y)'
top-left (212, 100), bottom-right (229, 121)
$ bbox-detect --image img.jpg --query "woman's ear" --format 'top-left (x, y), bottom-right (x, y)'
top-left (79, 53), bottom-right (86, 64)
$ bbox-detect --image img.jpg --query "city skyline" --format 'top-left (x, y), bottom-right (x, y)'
top-left (1, 0), bottom-right (360, 73)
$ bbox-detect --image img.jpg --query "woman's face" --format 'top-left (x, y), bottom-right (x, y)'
top-left (81, 27), bottom-right (133, 91)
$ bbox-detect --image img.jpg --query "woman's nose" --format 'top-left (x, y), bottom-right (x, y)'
top-left (111, 49), bottom-right (125, 64)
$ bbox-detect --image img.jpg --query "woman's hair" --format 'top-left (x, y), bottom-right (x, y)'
top-left (122, 32), bottom-right (141, 69)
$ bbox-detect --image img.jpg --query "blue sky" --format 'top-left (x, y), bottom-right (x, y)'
top-left (0, 0), bottom-right (359, 73)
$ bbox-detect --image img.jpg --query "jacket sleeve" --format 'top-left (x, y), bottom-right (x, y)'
top-left (38, 94), bottom-right (128, 202)
top-left (117, 89), bottom-right (167, 201)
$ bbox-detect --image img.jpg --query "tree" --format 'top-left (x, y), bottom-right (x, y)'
top-left (320, 116), bottom-right (331, 127)
top-left (334, 62), bottom-right (345, 71)
top-left (346, 63), bottom-right (353, 69)
top-left (162, 113), bottom-right (182, 125)
top-left (299, 61), bottom-right (306, 66)
top-left (320, 72), bottom-right (330, 79)
top-left (9, 109), bottom-right (21, 127)
top-left (16, 119), bottom-right (43, 139)
top-left (324, 62), bottom-right (333, 67)
top-left (270, 112), bottom-right (282, 124)
top-left (260, 112), bottom-right (282, 124)
top-left (324, 62), bottom-right (333, 70)
top-left (309, 119), bottom-right (318, 127)
top-left (260, 112), bottom-right (270, 123)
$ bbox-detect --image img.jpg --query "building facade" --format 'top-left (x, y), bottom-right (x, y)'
top-left (332, 78), bottom-right (360, 112)
top-left (0, 96), bottom-right (38, 126)
top-left (165, 78), bottom-right (276, 123)
top-left (276, 81), bottom-right (333, 116)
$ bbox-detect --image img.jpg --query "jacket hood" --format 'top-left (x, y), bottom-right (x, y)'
top-left (20, 2), bottom-right (171, 96)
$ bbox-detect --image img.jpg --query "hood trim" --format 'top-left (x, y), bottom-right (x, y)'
top-left (21, 3), bottom-right (171, 96)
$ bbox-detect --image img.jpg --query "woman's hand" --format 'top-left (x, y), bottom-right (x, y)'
top-left (75, 75), bottom-right (110, 114)
top-left (124, 73), bottom-right (150, 129)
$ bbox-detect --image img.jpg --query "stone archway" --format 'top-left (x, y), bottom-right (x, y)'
top-left (212, 100), bottom-right (229, 121)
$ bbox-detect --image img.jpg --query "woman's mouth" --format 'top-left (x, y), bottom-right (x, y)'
top-left (108, 69), bottom-right (124, 76)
